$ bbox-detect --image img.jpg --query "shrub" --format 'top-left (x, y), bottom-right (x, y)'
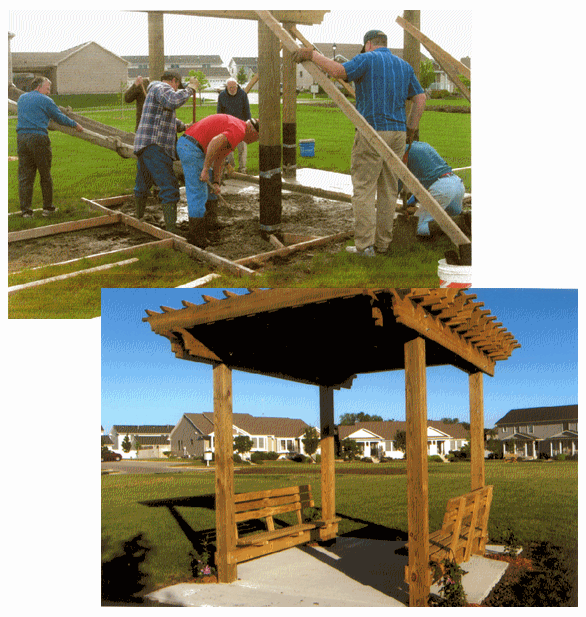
top-left (360, 457), bottom-right (373, 463)
top-left (555, 453), bottom-right (567, 461)
top-left (429, 558), bottom-right (468, 606)
top-left (428, 455), bottom-right (444, 463)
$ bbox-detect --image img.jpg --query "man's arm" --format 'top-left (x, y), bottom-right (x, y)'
top-left (406, 93), bottom-right (426, 142)
top-left (200, 134), bottom-right (233, 189)
top-left (293, 48), bottom-right (347, 81)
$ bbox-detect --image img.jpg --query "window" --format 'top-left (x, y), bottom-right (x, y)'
top-left (502, 427), bottom-right (508, 433)
top-left (528, 425), bottom-right (534, 434)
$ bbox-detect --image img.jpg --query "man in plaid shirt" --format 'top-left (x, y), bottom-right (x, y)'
top-left (133, 70), bottom-right (198, 233)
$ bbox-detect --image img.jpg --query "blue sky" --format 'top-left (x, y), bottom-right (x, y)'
top-left (101, 288), bottom-right (578, 432)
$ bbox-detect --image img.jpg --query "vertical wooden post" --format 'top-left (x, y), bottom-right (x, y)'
top-left (403, 10), bottom-right (421, 139)
top-left (405, 336), bottom-right (429, 607)
top-left (258, 17), bottom-right (282, 239)
top-left (282, 23), bottom-right (297, 179)
top-left (214, 363), bottom-right (237, 583)
top-left (319, 385), bottom-right (336, 539)
top-left (469, 371), bottom-right (485, 491)
top-left (147, 12), bottom-right (165, 83)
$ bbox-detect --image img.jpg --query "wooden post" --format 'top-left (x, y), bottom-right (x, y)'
top-left (214, 363), bottom-right (237, 583)
top-left (402, 10), bottom-right (421, 140)
top-left (319, 385), bottom-right (336, 539)
top-left (148, 12), bottom-right (165, 82)
top-left (282, 23), bottom-right (297, 178)
top-left (469, 371), bottom-right (485, 491)
top-left (405, 336), bottom-right (429, 607)
top-left (257, 17), bottom-right (282, 239)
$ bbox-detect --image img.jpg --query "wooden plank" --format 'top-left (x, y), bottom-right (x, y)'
top-left (235, 484), bottom-right (310, 502)
top-left (8, 214), bottom-right (120, 243)
top-left (214, 364), bottom-right (237, 583)
top-left (158, 10), bottom-right (329, 25)
top-left (254, 10), bottom-right (470, 248)
top-left (404, 336), bottom-right (429, 607)
top-left (8, 258), bottom-right (139, 294)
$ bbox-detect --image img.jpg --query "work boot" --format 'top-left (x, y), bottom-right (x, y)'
top-left (161, 202), bottom-right (178, 234)
top-left (188, 217), bottom-right (208, 248)
top-left (203, 199), bottom-right (223, 231)
top-left (135, 196), bottom-right (147, 219)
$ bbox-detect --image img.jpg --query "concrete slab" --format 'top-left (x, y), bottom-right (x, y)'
top-left (146, 537), bottom-right (508, 607)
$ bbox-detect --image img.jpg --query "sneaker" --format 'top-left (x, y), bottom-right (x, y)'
top-left (22, 212), bottom-right (33, 219)
top-left (42, 207), bottom-right (59, 217)
top-left (346, 245), bottom-right (375, 257)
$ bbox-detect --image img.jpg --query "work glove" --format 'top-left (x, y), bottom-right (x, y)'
top-left (188, 77), bottom-right (200, 91)
top-left (292, 48), bottom-right (314, 63)
top-left (406, 127), bottom-right (418, 145)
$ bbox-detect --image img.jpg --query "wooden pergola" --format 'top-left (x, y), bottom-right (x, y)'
top-left (142, 288), bottom-right (519, 606)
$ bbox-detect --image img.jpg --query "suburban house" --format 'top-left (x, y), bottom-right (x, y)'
top-left (11, 41), bottom-right (130, 94)
top-left (109, 425), bottom-right (174, 459)
top-left (494, 404), bottom-right (578, 458)
top-left (123, 53), bottom-right (231, 90)
top-left (338, 420), bottom-right (470, 459)
top-left (228, 56), bottom-right (258, 81)
top-left (101, 425), bottom-right (114, 449)
top-left (171, 412), bottom-right (312, 459)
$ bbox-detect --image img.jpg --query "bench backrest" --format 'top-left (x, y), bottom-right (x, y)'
top-left (441, 485), bottom-right (493, 561)
top-left (234, 484), bottom-right (314, 533)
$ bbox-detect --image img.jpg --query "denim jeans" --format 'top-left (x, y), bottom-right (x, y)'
top-left (17, 133), bottom-right (53, 214)
top-left (176, 135), bottom-right (216, 219)
top-left (134, 144), bottom-right (180, 204)
top-left (417, 174), bottom-right (465, 235)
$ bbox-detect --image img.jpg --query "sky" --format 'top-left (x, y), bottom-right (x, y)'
top-left (99, 288), bottom-right (578, 433)
top-left (8, 7), bottom-right (472, 62)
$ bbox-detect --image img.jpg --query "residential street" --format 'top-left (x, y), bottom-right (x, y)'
top-left (101, 460), bottom-right (213, 474)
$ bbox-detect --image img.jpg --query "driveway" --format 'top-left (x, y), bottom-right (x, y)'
top-left (101, 460), bottom-right (213, 475)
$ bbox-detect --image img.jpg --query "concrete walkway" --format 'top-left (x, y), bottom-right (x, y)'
top-left (146, 538), bottom-right (508, 607)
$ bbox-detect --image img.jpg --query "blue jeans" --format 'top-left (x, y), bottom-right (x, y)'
top-left (134, 144), bottom-right (179, 204)
top-left (417, 174), bottom-right (465, 236)
top-left (176, 135), bottom-right (216, 219)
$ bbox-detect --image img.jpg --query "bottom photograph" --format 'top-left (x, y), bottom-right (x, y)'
top-left (101, 288), bottom-right (578, 607)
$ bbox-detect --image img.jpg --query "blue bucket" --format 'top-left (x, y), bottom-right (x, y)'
top-left (299, 139), bottom-right (315, 157)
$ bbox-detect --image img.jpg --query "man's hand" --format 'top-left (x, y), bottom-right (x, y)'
top-left (292, 47), bottom-right (313, 63)
top-left (210, 181), bottom-right (221, 196)
top-left (188, 77), bottom-right (200, 91)
top-left (75, 123), bottom-right (84, 132)
top-left (406, 127), bottom-right (418, 145)
top-left (135, 76), bottom-right (143, 86)
top-left (199, 168), bottom-right (210, 184)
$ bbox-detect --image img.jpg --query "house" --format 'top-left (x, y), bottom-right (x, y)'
top-left (11, 41), bottom-right (130, 94)
top-left (109, 425), bottom-right (174, 459)
top-left (494, 404), bottom-right (578, 458)
top-left (338, 420), bottom-right (470, 459)
top-left (171, 412), bottom-right (312, 459)
top-left (228, 56), bottom-right (258, 81)
top-left (123, 54), bottom-right (231, 90)
top-left (101, 425), bottom-right (114, 449)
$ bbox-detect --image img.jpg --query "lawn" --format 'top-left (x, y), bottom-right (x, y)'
top-left (9, 95), bottom-right (470, 316)
top-left (101, 460), bottom-right (577, 596)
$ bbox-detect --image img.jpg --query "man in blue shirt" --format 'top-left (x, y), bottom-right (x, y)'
top-left (294, 30), bottom-right (426, 256)
top-left (217, 78), bottom-right (252, 173)
top-left (402, 141), bottom-right (465, 237)
top-left (16, 76), bottom-right (84, 217)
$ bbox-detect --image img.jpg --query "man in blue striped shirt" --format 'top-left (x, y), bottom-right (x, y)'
top-left (294, 30), bottom-right (426, 256)
top-left (133, 70), bottom-right (198, 233)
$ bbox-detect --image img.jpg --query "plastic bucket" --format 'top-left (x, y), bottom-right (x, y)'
top-left (299, 139), bottom-right (315, 157)
top-left (437, 258), bottom-right (472, 288)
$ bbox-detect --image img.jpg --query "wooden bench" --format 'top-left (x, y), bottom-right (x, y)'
top-left (227, 484), bottom-right (338, 565)
top-left (404, 485), bottom-right (493, 584)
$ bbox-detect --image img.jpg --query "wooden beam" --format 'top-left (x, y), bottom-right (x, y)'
top-left (254, 11), bottom-right (470, 248)
top-left (8, 213), bottom-right (120, 243)
top-left (319, 385), bottom-right (337, 540)
top-left (156, 10), bottom-right (329, 25)
top-left (396, 15), bottom-right (470, 101)
top-left (214, 363), bottom-right (237, 583)
top-left (148, 12), bottom-right (165, 82)
top-left (282, 23), bottom-right (298, 178)
top-left (404, 336), bottom-right (429, 607)
top-left (469, 371), bottom-right (485, 491)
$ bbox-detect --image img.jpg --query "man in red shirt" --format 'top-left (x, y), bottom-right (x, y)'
top-left (176, 114), bottom-right (259, 247)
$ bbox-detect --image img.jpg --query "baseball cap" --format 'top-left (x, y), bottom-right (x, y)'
top-left (360, 29), bottom-right (386, 53)
top-left (161, 69), bottom-right (186, 88)
top-left (250, 118), bottom-right (260, 133)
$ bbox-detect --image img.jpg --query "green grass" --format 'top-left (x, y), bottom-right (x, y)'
top-left (9, 97), bottom-right (470, 317)
top-left (101, 460), bottom-right (577, 594)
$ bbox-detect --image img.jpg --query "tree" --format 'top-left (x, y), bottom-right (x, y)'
top-left (236, 66), bottom-right (248, 86)
top-left (441, 417), bottom-right (460, 424)
top-left (188, 70), bottom-right (210, 104)
top-left (394, 430), bottom-right (406, 455)
top-left (340, 438), bottom-right (361, 460)
top-left (302, 427), bottom-right (320, 461)
top-left (339, 412), bottom-right (384, 425)
top-left (121, 434), bottom-right (132, 454)
top-left (419, 59), bottom-right (436, 90)
top-left (233, 435), bottom-right (253, 459)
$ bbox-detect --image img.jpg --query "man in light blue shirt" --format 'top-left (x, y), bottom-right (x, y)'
top-left (294, 30), bottom-right (426, 256)
top-left (16, 76), bottom-right (83, 217)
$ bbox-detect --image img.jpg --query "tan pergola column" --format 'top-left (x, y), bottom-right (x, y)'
top-left (282, 23), bottom-right (297, 178)
top-left (147, 12), bottom-right (165, 82)
top-left (404, 336), bottom-right (429, 607)
top-left (319, 385), bottom-right (336, 538)
top-left (214, 363), bottom-right (237, 583)
top-left (469, 371), bottom-right (485, 491)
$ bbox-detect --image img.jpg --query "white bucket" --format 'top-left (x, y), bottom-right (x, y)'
top-left (437, 258), bottom-right (472, 288)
